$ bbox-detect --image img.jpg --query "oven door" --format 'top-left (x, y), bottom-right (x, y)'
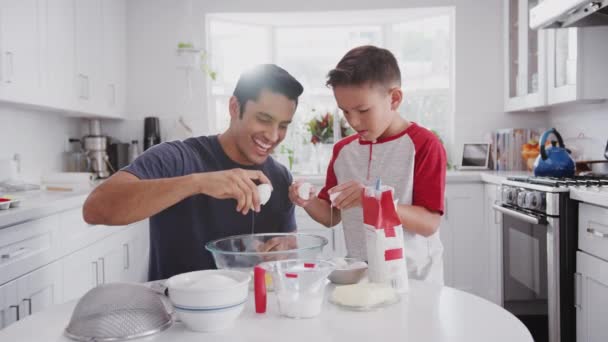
top-left (494, 204), bottom-right (551, 342)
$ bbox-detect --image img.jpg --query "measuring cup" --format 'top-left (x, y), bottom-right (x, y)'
top-left (254, 259), bottom-right (334, 319)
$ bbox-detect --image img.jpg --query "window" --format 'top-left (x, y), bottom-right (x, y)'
top-left (206, 8), bottom-right (454, 171)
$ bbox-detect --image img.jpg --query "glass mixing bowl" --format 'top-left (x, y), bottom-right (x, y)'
top-left (205, 233), bottom-right (328, 271)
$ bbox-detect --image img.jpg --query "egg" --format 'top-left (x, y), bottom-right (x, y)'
top-left (257, 184), bottom-right (273, 206)
top-left (297, 182), bottom-right (312, 200)
top-left (329, 191), bottom-right (342, 204)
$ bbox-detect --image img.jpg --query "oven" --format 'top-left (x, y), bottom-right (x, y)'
top-left (493, 177), bottom-right (578, 342)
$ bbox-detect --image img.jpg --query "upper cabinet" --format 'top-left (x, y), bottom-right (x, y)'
top-left (0, 0), bottom-right (45, 106)
top-left (0, 0), bottom-right (127, 119)
top-left (504, 0), bottom-right (547, 112)
top-left (505, 0), bottom-right (608, 112)
top-left (547, 26), bottom-right (608, 105)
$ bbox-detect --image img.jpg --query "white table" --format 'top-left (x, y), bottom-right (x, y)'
top-left (0, 280), bottom-right (532, 342)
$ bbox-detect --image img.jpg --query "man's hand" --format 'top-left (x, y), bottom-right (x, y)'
top-left (197, 168), bottom-right (271, 215)
top-left (288, 181), bottom-right (316, 208)
top-left (329, 181), bottom-right (365, 210)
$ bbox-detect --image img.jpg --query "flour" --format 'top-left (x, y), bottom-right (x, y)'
top-left (276, 292), bottom-right (324, 318)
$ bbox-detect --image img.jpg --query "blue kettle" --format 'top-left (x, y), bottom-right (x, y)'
top-left (533, 128), bottom-right (575, 177)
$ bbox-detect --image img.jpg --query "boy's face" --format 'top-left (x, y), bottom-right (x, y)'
top-left (333, 83), bottom-right (401, 142)
top-left (228, 89), bottom-right (296, 165)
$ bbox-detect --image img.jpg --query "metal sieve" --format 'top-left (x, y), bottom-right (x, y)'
top-left (64, 282), bottom-right (173, 342)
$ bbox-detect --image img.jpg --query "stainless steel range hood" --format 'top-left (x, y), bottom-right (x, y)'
top-left (530, 0), bottom-right (608, 29)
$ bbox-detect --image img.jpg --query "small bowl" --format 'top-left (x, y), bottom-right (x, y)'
top-left (328, 258), bottom-right (368, 285)
top-left (166, 269), bottom-right (250, 332)
top-left (9, 199), bottom-right (21, 208)
top-left (0, 198), bottom-right (11, 210)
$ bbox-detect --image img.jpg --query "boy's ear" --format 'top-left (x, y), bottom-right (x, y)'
top-left (228, 96), bottom-right (240, 121)
top-left (389, 87), bottom-right (403, 111)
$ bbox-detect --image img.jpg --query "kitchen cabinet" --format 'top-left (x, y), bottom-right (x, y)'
top-left (504, 0), bottom-right (547, 112)
top-left (295, 206), bottom-right (346, 259)
top-left (576, 251), bottom-right (608, 342)
top-left (484, 184), bottom-right (503, 305)
top-left (0, 0), bottom-right (45, 105)
top-left (546, 26), bottom-right (608, 106)
top-left (61, 222), bottom-right (148, 303)
top-left (45, 0), bottom-right (77, 111)
top-left (0, 261), bottom-right (61, 330)
top-left (101, 0), bottom-right (127, 117)
top-left (440, 183), bottom-right (489, 298)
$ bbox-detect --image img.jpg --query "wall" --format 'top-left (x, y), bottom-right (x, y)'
top-left (0, 104), bottom-right (81, 181)
top-left (124, 0), bottom-right (549, 165)
top-left (548, 101), bottom-right (608, 161)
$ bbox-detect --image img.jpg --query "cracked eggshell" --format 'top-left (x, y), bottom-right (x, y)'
top-left (297, 182), bottom-right (312, 200)
top-left (257, 184), bottom-right (273, 205)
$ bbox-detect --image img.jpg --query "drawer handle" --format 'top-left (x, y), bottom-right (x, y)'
top-left (587, 227), bottom-right (608, 239)
top-left (9, 304), bottom-right (20, 321)
top-left (1, 247), bottom-right (29, 260)
top-left (23, 298), bottom-right (32, 315)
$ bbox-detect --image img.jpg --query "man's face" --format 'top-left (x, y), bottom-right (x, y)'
top-left (229, 89), bottom-right (296, 165)
top-left (333, 83), bottom-right (398, 142)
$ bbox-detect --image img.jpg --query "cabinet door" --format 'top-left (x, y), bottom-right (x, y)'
top-left (0, 279), bottom-right (18, 330)
top-left (503, 0), bottom-right (547, 112)
top-left (125, 220), bottom-right (150, 283)
top-left (62, 242), bottom-right (101, 302)
top-left (101, 0), bottom-right (126, 116)
top-left (576, 251), bottom-right (608, 342)
top-left (97, 234), bottom-right (127, 284)
top-left (295, 206), bottom-right (336, 258)
top-left (74, 0), bottom-right (103, 112)
top-left (45, 0), bottom-right (76, 110)
top-left (0, 0), bottom-right (43, 104)
top-left (17, 261), bottom-right (62, 319)
top-left (440, 183), bottom-right (485, 295)
top-left (484, 184), bottom-right (503, 305)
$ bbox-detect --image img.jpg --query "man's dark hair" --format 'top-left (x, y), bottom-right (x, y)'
top-left (326, 45), bottom-right (401, 89)
top-left (233, 64), bottom-right (304, 118)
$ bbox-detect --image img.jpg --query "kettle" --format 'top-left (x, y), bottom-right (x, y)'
top-left (533, 128), bottom-right (575, 177)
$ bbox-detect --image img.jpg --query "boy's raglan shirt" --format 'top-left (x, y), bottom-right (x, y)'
top-left (318, 122), bottom-right (447, 285)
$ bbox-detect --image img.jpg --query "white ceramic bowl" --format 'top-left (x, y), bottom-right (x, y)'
top-left (166, 269), bottom-right (250, 332)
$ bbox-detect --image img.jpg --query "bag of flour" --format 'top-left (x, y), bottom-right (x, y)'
top-left (362, 183), bottom-right (409, 293)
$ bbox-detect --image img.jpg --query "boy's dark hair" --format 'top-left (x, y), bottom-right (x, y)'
top-left (326, 45), bottom-right (401, 88)
top-left (233, 64), bottom-right (304, 118)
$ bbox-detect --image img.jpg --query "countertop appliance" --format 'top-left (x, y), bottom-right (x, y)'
top-left (492, 175), bottom-right (608, 342)
top-left (530, 0), bottom-right (608, 29)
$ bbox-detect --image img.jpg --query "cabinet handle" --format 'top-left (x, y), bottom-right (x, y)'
top-left (22, 298), bottom-right (32, 315)
top-left (78, 74), bottom-right (89, 99)
top-left (587, 227), bottom-right (608, 239)
top-left (494, 207), bottom-right (502, 224)
top-left (99, 258), bottom-right (105, 284)
top-left (123, 243), bottom-right (130, 270)
top-left (9, 304), bottom-right (20, 321)
top-left (574, 272), bottom-right (582, 310)
top-left (1, 247), bottom-right (29, 260)
top-left (5, 51), bottom-right (13, 83)
top-left (92, 261), bottom-right (99, 286)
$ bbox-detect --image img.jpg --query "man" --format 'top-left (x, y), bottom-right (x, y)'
top-left (83, 64), bottom-right (304, 280)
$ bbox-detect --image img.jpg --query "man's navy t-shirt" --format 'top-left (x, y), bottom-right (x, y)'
top-left (123, 135), bottom-right (296, 281)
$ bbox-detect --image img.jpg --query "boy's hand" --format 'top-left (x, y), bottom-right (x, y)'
top-left (329, 181), bottom-right (365, 210)
top-left (288, 181), bottom-right (316, 208)
top-left (196, 168), bottom-right (271, 215)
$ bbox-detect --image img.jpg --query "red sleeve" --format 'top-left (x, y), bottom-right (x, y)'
top-left (317, 135), bottom-right (357, 203)
top-left (411, 129), bottom-right (447, 215)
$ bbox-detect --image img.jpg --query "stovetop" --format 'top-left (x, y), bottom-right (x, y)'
top-left (507, 175), bottom-right (608, 188)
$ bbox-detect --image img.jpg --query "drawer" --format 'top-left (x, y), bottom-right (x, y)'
top-left (579, 203), bottom-right (608, 261)
top-left (57, 208), bottom-right (124, 256)
top-left (0, 216), bottom-right (60, 286)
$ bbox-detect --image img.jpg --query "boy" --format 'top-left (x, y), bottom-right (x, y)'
top-left (289, 46), bottom-right (447, 285)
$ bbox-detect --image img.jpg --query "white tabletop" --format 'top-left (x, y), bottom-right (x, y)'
top-left (0, 280), bottom-right (532, 342)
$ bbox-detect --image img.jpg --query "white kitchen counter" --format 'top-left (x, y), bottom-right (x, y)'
top-left (570, 187), bottom-right (608, 208)
top-left (0, 188), bottom-right (93, 229)
top-left (0, 280), bottom-right (532, 342)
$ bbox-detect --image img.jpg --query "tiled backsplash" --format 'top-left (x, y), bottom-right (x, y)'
top-left (549, 101), bottom-right (608, 161)
top-left (0, 105), bottom-right (81, 181)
